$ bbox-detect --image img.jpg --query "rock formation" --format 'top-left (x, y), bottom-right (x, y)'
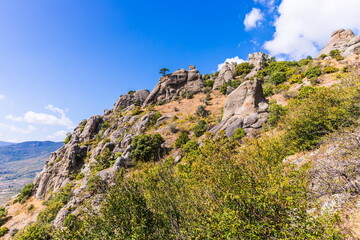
top-left (213, 62), bottom-right (237, 89)
top-left (319, 29), bottom-right (360, 57)
top-left (211, 79), bottom-right (268, 137)
top-left (246, 52), bottom-right (269, 79)
top-left (142, 66), bottom-right (204, 106)
top-left (113, 89), bottom-right (150, 112)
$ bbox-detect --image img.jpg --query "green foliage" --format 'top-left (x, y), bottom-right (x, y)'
top-left (299, 58), bottom-right (312, 66)
top-left (91, 148), bottom-right (114, 172)
top-left (289, 74), bottom-right (303, 84)
top-left (267, 101), bottom-right (287, 127)
top-left (262, 83), bottom-right (274, 97)
top-left (305, 66), bottom-right (322, 78)
top-left (0, 207), bottom-right (8, 226)
top-left (63, 133), bottom-right (71, 144)
top-left (16, 183), bottom-right (34, 204)
top-left (324, 66), bottom-right (339, 74)
top-left (194, 120), bottom-right (208, 137)
top-left (175, 131), bottom-right (190, 148)
top-left (131, 106), bottom-right (143, 116)
top-left (159, 68), bottom-right (169, 75)
top-left (329, 49), bottom-right (341, 58)
top-left (0, 227), bottom-right (8, 237)
top-left (87, 175), bottom-right (107, 194)
top-left (128, 90), bottom-right (136, 95)
top-left (131, 134), bottom-right (165, 162)
top-left (14, 223), bottom-right (51, 240)
top-left (256, 61), bottom-right (299, 79)
top-left (146, 111), bottom-right (162, 128)
top-left (269, 72), bottom-right (287, 85)
top-left (298, 86), bottom-right (318, 99)
top-left (282, 84), bottom-right (359, 150)
top-left (183, 139), bottom-right (199, 153)
top-left (204, 79), bottom-right (214, 88)
top-left (319, 54), bottom-right (327, 59)
top-left (233, 62), bottom-right (254, 77)
top-left (195, 105), bottom-right (209, 117)
top-left (231, 128), bottom-right (246, 141)
top-left (220, 79), bottom-right (243, 95)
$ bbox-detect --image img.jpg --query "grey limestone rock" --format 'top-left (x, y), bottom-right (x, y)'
top-left (142, 66), bottom-right (204, 106)
top-left (113, 89), bottom-right (150, 112)
top-left (246, 52), bottom-right (269, 79)
top-left (213, 62), bottom-right (237, 89)
top-left (319, 29), bottom-right (357, 57)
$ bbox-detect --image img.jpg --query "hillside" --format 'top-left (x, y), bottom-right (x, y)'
top-left (0, 142), bottom-right (63, 206)
top-left (0, 30), bottom-right (360, 239)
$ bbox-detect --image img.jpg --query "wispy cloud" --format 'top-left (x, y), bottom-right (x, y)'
top-left (5, 105), bottom-right (74, 129)
top-left (0, 123), bottom-right (37, 134)
top-left (46, 130), bottom-right (68, 140)
top-left (244, 8), bottom-right (264, 31)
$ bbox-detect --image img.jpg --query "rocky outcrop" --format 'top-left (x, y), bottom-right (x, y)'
top-left (113, 89), bottom-right (150, 112)
top-left (213, 62), bottom-right (237, 89)
top-left (211, 79), bottom-right (268, 137)
top-left (142, 66), bottom-right (204, 106)
top-left (246, 52), bottom-right (269, 79)
top-left (319, 29), bottom-right (359, 57)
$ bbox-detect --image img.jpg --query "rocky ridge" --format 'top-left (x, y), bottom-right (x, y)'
top-left (319, 29), bottom-right (360, 57)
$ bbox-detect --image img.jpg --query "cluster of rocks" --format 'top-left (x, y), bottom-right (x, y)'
top-left (319, 29), bottom-right (360, 57)
top-left (113, 90), bottom-right (150, 112)
top-left (213, 52), bottom-right (269, 90)
top-left (142, 65), bottom-right (204, 106)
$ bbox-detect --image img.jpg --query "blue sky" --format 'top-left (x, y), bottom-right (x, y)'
top-left (0, 0), bottom-right (359, 142)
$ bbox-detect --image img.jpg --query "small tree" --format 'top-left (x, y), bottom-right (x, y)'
top-left (159, 68), bottom-right (170, 76)
top-left (131, 134), bottom-right (165, 162)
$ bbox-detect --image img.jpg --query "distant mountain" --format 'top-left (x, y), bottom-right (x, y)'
top-left (0, 141), bottom-right (63, 205)
top-left (0, 141), bottom-right (14, 147)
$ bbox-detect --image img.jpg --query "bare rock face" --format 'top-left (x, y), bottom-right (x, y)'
top-left (343, 35), bottom-right (360, 57)
top-left (319, 29), bottom-right (356, 56)
top-left (213, 62), bottom-right (237, 89)
top-left (142, 66), bottom-right (204, 107)
top-left (246, 52), bottom-right (269, 79)
top-left (113, 89), bottom-right (150, 112)
top-left (211, 79), bottom-right (268, 137)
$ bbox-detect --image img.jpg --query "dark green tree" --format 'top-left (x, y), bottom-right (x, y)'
top-left (159, 68), bottom-right (170, 76)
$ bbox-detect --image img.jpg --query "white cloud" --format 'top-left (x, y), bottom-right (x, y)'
top-left (244, 8), bottom-right (264, 31)
top-left (218, 56), bottom-right (245, 71)
top-left (46, 130), bottom-right (68, 141)
top-left (254, 0), bottom-right (275, 10)
top-left (6, 105), bottom-right (73, 129)
top-left (264, 0), bottom-right (360, 60)
top-left (0, 123), bottom-right (37, 134)
top-left (0, 95), bottom-right (5, 100)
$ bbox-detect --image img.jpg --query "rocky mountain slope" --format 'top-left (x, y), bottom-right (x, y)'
top-left (0, 142), bottom-right (62, 206)
top-left (1, 29), bottom-right (360, 239)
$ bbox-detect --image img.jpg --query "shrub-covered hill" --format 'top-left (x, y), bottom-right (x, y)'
top-left (2, 48), bottom-right (360, 239)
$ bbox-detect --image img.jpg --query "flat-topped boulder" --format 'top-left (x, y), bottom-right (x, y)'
top-left (142, 66), bottom-right (204, 106)
top-left (113, 89), bottom-right (150, 112)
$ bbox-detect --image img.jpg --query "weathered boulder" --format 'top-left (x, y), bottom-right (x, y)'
top-left (343, 35), bottom-right (360, 57)
top-left (211, 79), bottom-right (268, 137)
top-left (213, 62), bottom-right (237, 89)
top-left (113, 89), bottom-right (150, 112)
top-left (246, 52), bottom-right (269, 79)
top-left (319, 29), bottom-right (356, 56)
top-left (142, 66), bottom-right (204, 106)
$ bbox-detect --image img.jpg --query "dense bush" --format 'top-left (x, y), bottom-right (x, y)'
top-left (269, 72), bottom-right (287, 85)
top-left (304, 66), bottom-right (322, 78)
top-left (87, 175), bottom-right (107, 194)
top-left (204, 79), bottom-right (214, 88)
top-left (175, 131), bottom-right (190, 148)
top-left (131, 134), bottom-right (165, 162)
top-left (194, 120), bottom-right (208, 137)
top-left (195, 105), bottom-right (209, 117)
top-left (16, 183), bottom-right (34, 204)
top-left (231, 128), bottom-right (246, 141)
top-left (323, 66), bottom-right (339, 74)
top-left (267, 101), bottom-right (287, 127)
top-left (329, 49), bottom-right (341, 58)
top-left (0, 207), bottom-right (7, 226)
top-left (233, 62), bottom-right (254, 77)
top-left (0, 227), bottom-right (8, 237)
top-left (91, 148), bottom-right (114, 173)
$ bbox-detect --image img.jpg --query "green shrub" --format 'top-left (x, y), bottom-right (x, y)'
top-left (329, 49), bottom-right (341, 58)
top-left (262, 83), bottom-right (274, 97)
top-left (14, 223), bottom-right (51, 240)
top-left (319, 54), bottom-right (327, 59)
top-left (131, 134), bottom-right (165, 162)
top-left (204, 80), bottom-right (214, 88)
top-left (267, 101), bottom-right (286, 127)
top-left (298, 86), bottom-right (318, 99)
top-left (183, 139), bottom-right (199, 153)
top-left (304, 66), bottom-right (322, 78)
top-left (146, 111), bottom-right (162, 128)
top-left (194, 120), bottom-right (208, 137)
top-left (0, 207), bottom-right (7, 225)
top-left (231, 128), bottom-right (246, 141)
top-left (0, 227), bottom-right (8, 237)
top-left (16, 183), bottom-right (34, 204)
top-left (131, 106), bottom-right (143, 116)
top-left (63, 133), bottom-right (71, 144)
top-left (233, 62), bottom-right (254, 77)
top-left (175, 131), bottom-right (190, 148)
top-left (196, 105), bottom-right (209, 118)
top-left (323, 66), bottom-right (339, 74)
top-left (91, 148), bottom-right (114, 173)
top-left (269, 72), bottom-right (287, 85)
top-left (289, 74), bottom-right (303, 84)
top-left (298, 58), bottom-right (312, 66)
top-left (87, 175), bottom-right (107, 194)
